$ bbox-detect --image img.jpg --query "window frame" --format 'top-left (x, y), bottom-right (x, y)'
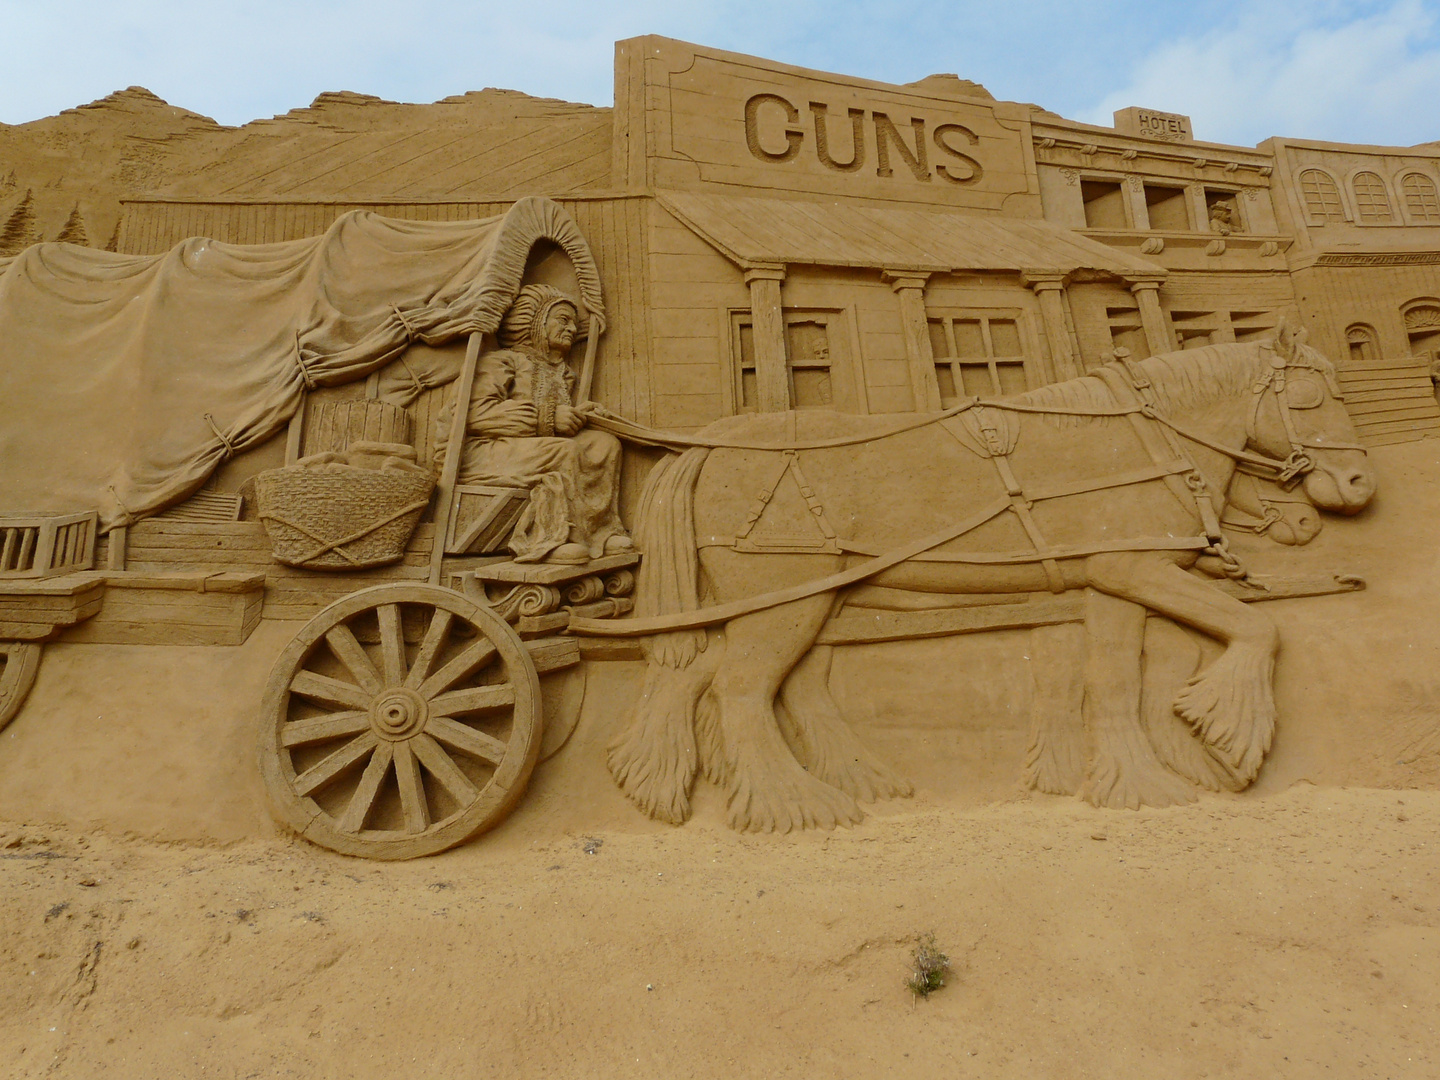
top-left (1297, 167), bottom-right (1349, 225)
top-left (723, 305), bottom-right (867, 415)
top-left (1398, 171), bottom-right (1440, 225)
top-left (1348, 170), bottom-right (1395, 224)
top-left (925, 306), bottom-right (1043, 402)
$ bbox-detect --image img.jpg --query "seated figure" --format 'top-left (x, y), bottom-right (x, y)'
top-left (438, 284), bottom-right (631, 564)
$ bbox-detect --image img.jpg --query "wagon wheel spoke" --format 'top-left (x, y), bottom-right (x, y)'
top-left (393, 740), bottom-right (429, 834)
top-left (427, 714), bottom-right (507, 766)
top-left (324, 624), bottom-right (384, 696)
top-left (293, 732), bottom-right (379, 798)
top-left (376, 603), bottom-right (407, 687)
top-left (280, 710), bottom-right (370, 748)
top-left (410, 731), bottom-right (479, 804)
top-left (403, 609), bottom-right (453, 690)
top-left (337, 741), bottom-right (394, 834)
top-left (262, 583), bottom-right (542, 859)
top-left (417, 638), bottom-right (497, 699)
top-left (428, 684), bottom-right (515, 716)
top-left (290, 671), bottom-right (372, 712)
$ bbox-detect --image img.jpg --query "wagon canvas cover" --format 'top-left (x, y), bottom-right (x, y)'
top-left (0, 196), bottom-right (601, 530)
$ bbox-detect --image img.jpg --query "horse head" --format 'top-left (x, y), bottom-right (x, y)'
top-left (1224, 470), bottom-right (1323, 545)
top-left (1246, 322), bottom-right (1376, 515)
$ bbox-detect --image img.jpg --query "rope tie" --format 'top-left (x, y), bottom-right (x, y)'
top-left (392, 305), bottom-right (419, 339)
top-left (294, 332), bottom-right (318, 390)
top-left (398, 355), bottom-right (425, 396)
top-left (202, 413), bottom-right (236, 460)
top-left (105, 485), bottom-right (136, 526)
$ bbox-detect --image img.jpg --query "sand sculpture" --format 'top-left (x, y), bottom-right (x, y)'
top-left (2, 35), bottom-right (1436, 858)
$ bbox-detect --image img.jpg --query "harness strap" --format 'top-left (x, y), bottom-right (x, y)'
top-left (1093, 366), bottom-right (1204, 521)
top-left (838, 536), bottom-right (1209, 564)
top-left (569, 496), bottom-right (1014, 637)
top-left (988, 452), bottom-right (1065, 593)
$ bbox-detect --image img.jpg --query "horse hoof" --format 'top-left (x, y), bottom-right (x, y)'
top-left (725, 754), bottom-right (862, 833)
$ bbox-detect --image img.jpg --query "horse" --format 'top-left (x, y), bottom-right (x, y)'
top-left (603, 328), bottom-right (1376, 832)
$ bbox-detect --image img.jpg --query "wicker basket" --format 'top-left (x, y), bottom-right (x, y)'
top-left (254, 466), bottom-right (435, 570)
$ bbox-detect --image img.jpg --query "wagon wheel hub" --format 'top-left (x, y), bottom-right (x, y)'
top-left (369, 687), bottom-right (428, 741)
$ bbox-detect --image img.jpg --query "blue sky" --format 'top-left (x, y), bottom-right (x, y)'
top-left (2, 0), bottom-right (1438, 147)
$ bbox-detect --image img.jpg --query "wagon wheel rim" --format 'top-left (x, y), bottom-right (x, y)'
top-left (259, 583), bottom-right (541, 860)
top-left (0, 642), bottom-right (42, 732)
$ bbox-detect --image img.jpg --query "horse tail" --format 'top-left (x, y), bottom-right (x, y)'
top-left (633, 447), bottom-right (710, 668)
top-left (607, 447), bottom-right (720, 823)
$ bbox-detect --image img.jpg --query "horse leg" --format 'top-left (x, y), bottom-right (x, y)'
top-left (777, 644), bottom-right (913, 803)
top-left (1025, 622), bottom-right (1086, 795)
top-left (1141, 619), bottom-right (1232, 791)
top-left (1079, 590), bottom-right (1198, 809)
top-left (607, 633), bottom-right (724, 825)
top-left (710, 595), bottom-right (863, 833)
top-left (1086, 552), bottom-right (1279, 788)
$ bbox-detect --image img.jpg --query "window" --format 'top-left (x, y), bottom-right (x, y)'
top-left (1204, 189), bottom-right (1243, 233)
top-left (1401, 173), bottom-right (1440, 223)
top-left (1352, 172), bottom-right (1393, 223)
top-left (730, 310), bottom-right (858, 413)
top-left (785, 319), bottom-right (834, 408)
top-left (1346, 324), bottom-right (1380, 365)
top-left (1299, 169), bottom-right (1345, 222)
top-left (1169, 310), bottom-right (1279, 349)
top-left (1081, 180), bottom-right (1128, 229)
top-left (1105, 307), bottom-right (1148, 356)
top-left (927, 313), bottom-right (1032, 404)
top-left (1144, 184), bottom-right (1189, 231)
top-left (1404, 302), bottom-right (1440, 366)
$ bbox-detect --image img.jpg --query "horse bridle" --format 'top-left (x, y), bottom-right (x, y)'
top-left (1242, 345), bottom-right (1368, 489)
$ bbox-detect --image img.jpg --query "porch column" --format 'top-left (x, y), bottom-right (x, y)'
top-left (1128, 277), bottom-right (1173, 357)
top-left (882, 270), bottom-right (941, 411)
top-left (1021, 270), bottom-right (1075, 382)
top-left (744, 264), bottom-right (790, 412)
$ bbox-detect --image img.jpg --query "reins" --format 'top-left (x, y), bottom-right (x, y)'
top-left (569, 345), bottom-right (1363, 637)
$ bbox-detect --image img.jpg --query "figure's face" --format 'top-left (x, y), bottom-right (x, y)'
top-left (543, 304), bottom-right (579, 353)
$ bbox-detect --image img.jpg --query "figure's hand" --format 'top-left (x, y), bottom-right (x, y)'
top-left (554, 403), bottom-right (586, 437)
top-left (478, 402), bottom-right (537, 438)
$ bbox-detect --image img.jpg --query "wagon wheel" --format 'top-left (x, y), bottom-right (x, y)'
top-left (0, 642), bottom-right (41, 732)
top-left (259, 583), bottom-right (543, 860)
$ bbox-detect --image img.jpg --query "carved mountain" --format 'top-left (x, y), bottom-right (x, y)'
top-left (0, 86), bottom-right (224, 246)
top-left (0, 86), bottom-right (612, 249)
top-left (158, 88), bottom-right (611, 201)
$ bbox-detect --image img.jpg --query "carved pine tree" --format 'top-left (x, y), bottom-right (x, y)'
top-left (57, 205), bottom-right (89, 246)
top-left (0, 190), bottom-right (39, 256)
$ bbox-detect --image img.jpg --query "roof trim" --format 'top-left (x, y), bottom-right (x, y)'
top-left (656, 190), bottom-right (1167, 279)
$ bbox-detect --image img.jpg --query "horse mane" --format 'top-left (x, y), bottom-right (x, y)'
top-left (1011, 341), bottom-right (1276, 427)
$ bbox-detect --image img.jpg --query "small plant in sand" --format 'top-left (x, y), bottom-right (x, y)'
top-left (905, 933), bottom-right (950, 998)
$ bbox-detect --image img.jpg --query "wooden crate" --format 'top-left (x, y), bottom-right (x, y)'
top-left (0, 511), bottom-right (98, 579)
top-left (445, 485), bottom-right (528, 555)
top-left (62, 571), bottom-right (265, 646)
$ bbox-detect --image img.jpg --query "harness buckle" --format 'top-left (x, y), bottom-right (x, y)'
top-left (1277, 450), bottom-right (1313, 488)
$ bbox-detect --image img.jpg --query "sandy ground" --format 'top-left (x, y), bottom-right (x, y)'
top-left (4, 441), bottom-right (1440, 1077)
top-left (1, 785), bottom-right (1437, 1079)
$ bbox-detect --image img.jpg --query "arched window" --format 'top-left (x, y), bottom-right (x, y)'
top-left (1345, 324), bottom-right (1380, 365)
top-left (1401, 173), bottom-right (1440, 223)
top-left (1299, 169), bottom-right (1345, 222)
top-left (1403, 302), bottom-right (1440, 363)
top-left (1352, 172), bottom-right (1394, 222)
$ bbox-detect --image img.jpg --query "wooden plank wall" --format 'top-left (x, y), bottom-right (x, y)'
top-left (1337, 357), bottom-right (1440, 446)
top-left (645, 200), bottom-right (746, 428)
